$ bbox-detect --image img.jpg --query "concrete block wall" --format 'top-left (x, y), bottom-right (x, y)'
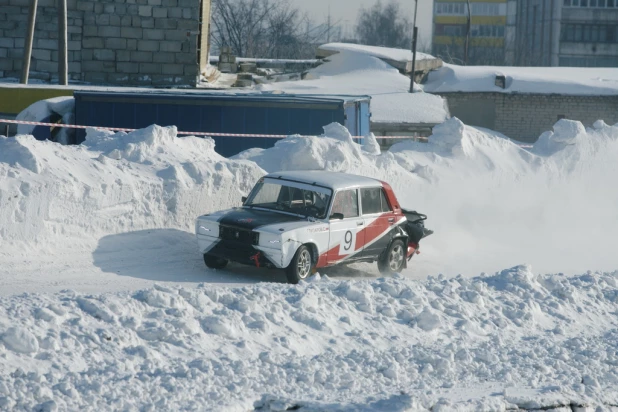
top-left (441, 92), bottom-right (618, 143)
top-left (0, 0), bottom-right (81, 82)
top-left (0, 0), bottom-right (206, 86)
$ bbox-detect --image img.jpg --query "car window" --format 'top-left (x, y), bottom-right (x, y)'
top-left (331, 189), bottom-right (359, 218)
top-left (361, 188), bottom-right (391, 214)
top-left (245, 180), bottom-right (332, 219)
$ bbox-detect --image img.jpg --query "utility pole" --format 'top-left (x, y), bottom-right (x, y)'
top-left (464, 0), bottom-right (471, 65)
top-left (409, 0), bottom-right (419, 93)
top-left (58, 0), bottom-right (68, 85)
top-left (327, 5), bottom-right (331, 43)
top-left (21, 0), bottom-right (39, 84)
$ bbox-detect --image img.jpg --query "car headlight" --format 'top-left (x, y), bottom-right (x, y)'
top-left (259, 233), bottom-right (281, 248)
top-left (196, 222), bottom-right (219, 237)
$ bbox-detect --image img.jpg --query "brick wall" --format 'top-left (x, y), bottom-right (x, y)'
top-left (440, 92), bottom-right (618, 143)
top-left (0, 0), bottom-right (208, 86)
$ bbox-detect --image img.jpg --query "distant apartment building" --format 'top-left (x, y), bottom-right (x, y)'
top-left (505, 0), bottom-right (618, 67)
top-left (432, 0), bottom-right (508, 65)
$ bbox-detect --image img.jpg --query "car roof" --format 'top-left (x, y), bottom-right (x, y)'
top-left (265, 170), bottom-right (382, 191)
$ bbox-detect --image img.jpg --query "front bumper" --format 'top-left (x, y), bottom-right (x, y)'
top-left (197, 234), bottom-right (284, 268)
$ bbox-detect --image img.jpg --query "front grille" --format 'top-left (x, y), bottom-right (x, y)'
top-left (219, 226), bottom-right (259, 245)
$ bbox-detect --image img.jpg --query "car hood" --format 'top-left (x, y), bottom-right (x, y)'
top-left (208, 207), bottom-right (308, 231)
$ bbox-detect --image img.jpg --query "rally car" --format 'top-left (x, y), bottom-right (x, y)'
top-left (195, 170), bottom-right (432, 284)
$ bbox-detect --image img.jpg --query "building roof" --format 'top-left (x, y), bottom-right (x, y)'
top-left (265, 170), bottom-right (382, 191)
top-left (423, 64), bottom-right (618, 96)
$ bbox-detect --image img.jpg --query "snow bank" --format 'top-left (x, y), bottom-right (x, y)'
top-left (0, 267), bottom-right (616, 410)
top-left (3, 118), bottom-right (618, 284)
top-left (257, 50), bottom-right (449, 124)
top-left (237, 117), bottom-right (618, 277)
top-left (0, 125), bottom-right (262, 247)
top-left (423, 64), bottom-right (618, 95)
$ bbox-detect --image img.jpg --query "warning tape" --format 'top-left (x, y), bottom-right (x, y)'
top-left (0, 119), bottom-right (426, 140)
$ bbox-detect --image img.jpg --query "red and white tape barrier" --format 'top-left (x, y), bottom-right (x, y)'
top-left (0, 119), bottom-right (426, 140)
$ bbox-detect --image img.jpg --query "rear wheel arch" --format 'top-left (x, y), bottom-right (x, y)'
top-left (377, 238), bottom-right (406, 274)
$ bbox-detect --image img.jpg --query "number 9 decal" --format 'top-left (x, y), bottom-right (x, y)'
top-left (339, 228), bottom-right (357, 256)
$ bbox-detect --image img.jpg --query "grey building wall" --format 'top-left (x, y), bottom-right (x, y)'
top-left (505, 0), bottom-right (561, 66)
top-left (560, 6), bottom-right (618, 67)
top-left (0, 0), bottom-right (209, 86)
top-left (440, 92), bottom-right (618, 143)
top-left (505, 0), bottom-right (618, 67)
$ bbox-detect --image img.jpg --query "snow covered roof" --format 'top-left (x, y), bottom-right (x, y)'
top-left (258, 50), bottom-right (449, 125)
top-left (318, 42), bottom-right (435, 62)
top-left (423, 64), bottom-right (618, 96)
top-left (266, 170), bottom-right (382, 190)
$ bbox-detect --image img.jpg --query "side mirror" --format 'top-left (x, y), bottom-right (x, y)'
top-left (330, 212), bottom-right (344, 220)
top-left (241, 196), bottom-right (247, 203)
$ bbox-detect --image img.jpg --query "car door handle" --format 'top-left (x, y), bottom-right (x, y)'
top-left (357, 221), bottom-right (364, 226)
top-left (388, 217), bottom-right (395, 223)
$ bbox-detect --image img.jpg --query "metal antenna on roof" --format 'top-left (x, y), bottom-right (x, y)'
top-left (409, 0), bottom-right (419, 93)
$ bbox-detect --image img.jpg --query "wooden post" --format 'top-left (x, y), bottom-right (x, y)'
top-left (58, 0), bottom-right (68, 85)
top-left (20, 0), bottom-right (39, 84)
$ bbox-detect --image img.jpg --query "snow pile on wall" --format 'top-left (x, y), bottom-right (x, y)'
top-left (0, 125), bottom-right (263, 248)
top-left (0, 266), bottom-right (616, 410)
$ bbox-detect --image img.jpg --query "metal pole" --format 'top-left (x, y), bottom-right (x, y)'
top-left (20, 0), bottom-right (39, 84)
top-left (409, 0), bottom-right (419, 93)
top-left (464, 0), bottom-right (471, 65)
top-left (58, 0), bottom-right (68, 85)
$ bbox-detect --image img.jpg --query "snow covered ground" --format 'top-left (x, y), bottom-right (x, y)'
top-left (1, 118), bottom-right (618, 410)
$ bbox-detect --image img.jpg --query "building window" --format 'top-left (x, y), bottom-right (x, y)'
top-left (560, 55), bottom-right (618, 67)
top-left (562, 23), bottom-right (618, 43)
top-left (436, 2), bottom-right (504, 15)
top-left (565, 0), bottom-right (618, 5)
top-left (471, 24), bottom-right (505, 38)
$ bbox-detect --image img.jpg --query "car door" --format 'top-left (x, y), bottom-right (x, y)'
top-left (326, 189), bottom-right (365, 264)
top-left (360, 187), bottom-right (397, 259)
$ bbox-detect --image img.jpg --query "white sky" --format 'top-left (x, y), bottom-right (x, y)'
top-left (287, 0), bottom-right (434, 49)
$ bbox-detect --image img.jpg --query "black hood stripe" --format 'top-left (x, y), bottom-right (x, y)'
top-left (217, 207), bottom-right (304, 230)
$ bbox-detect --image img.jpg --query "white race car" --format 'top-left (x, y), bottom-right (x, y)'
top-left (195, 170), bottom-right (432, 283)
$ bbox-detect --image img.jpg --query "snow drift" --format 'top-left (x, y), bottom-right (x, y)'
top-left (0, 267), bottom-right (617, 411)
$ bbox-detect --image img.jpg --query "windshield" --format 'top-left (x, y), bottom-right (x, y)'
top-left (245, 179), bottom-right (332, 219)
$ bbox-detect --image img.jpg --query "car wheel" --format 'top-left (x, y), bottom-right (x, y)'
top-left (286, 245), bottom-right (313, 284)
top-left (203, 254), bottom-right (228, 270)
top-left (377, 239), bottom-right (405, 275)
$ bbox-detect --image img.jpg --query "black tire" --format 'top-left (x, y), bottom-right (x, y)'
top-left (285, 245), bottom-right (313, 284)
top-left (203, 254), bottom-right (228, 270)
top-left (377, 239), bottom-right (405, 275)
